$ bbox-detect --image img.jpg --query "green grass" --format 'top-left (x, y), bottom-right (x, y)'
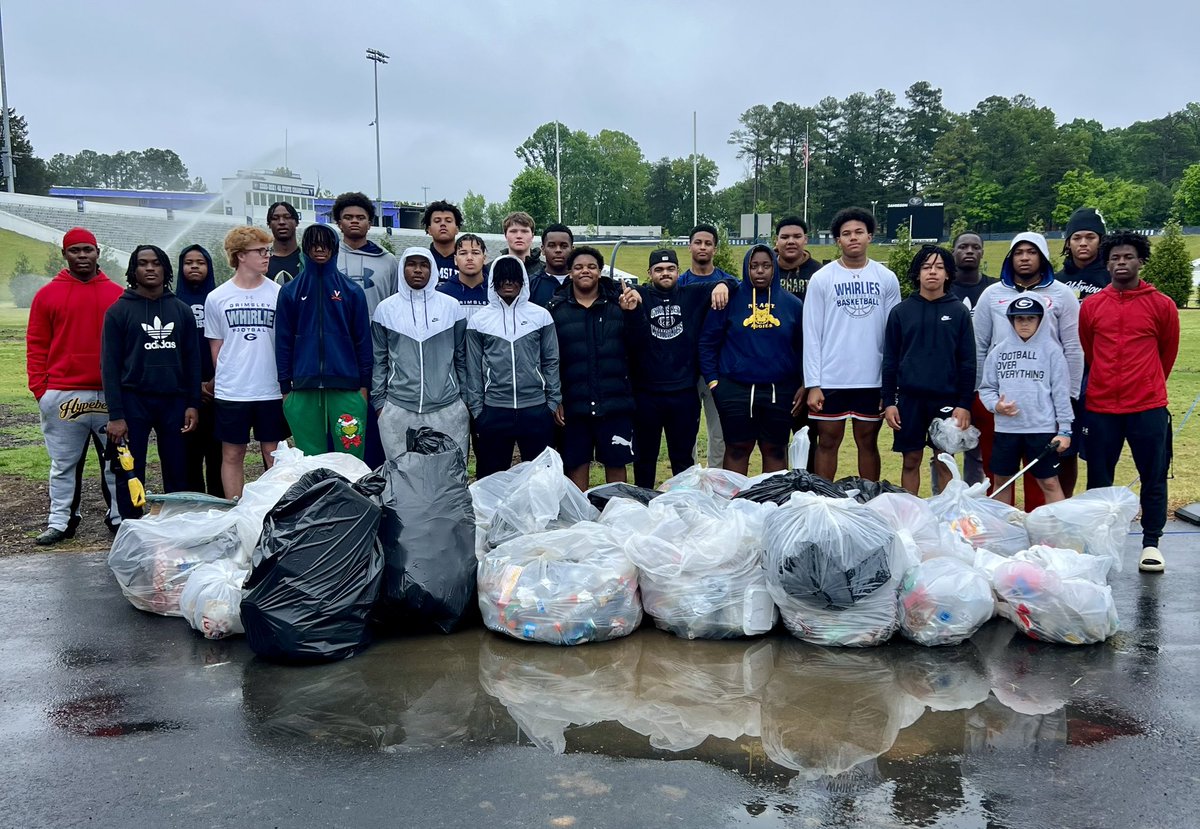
top-left (0, 229), bottom-right (59, 304)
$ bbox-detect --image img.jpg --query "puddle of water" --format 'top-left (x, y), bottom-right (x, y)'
top-left (47, 692), bottom-right (182, 737)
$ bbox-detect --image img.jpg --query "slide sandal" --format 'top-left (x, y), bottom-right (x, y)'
top-left (1139, 547), bottom-right (1165, 574)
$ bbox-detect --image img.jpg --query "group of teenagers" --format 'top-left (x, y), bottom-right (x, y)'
top-left (26, 194), bottom-right (1179, 574)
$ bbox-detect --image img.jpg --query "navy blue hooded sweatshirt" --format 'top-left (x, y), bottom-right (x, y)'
top-left (174, 244), bottom-right (217, 382)
top-left (698, 245), bottom-right (804, 388)
top-left (275, 253), bottom-right (373, 394)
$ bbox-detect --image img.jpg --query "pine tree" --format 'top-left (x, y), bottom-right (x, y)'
top-left (713, 225), bottom-right (739, 276)
top-left (887, 224), bottom-right (917, 298)
top-left (1142, 218), bottom-right (1193, 308)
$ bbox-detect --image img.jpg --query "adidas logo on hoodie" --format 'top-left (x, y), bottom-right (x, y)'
top-left (141, 316), bottom-right (177, 350)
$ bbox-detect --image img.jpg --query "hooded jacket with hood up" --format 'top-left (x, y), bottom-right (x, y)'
top-left (337, 238), bottom-right (398, 315)
top-left (175, 244), bottom-right (217, 382)
top-left (371, 247), bottom-right (467, 414)
top-left (699, 245), bottom-right (804, 389)
top-left (881, 290), bottom-right (976, 410)
top-left (979, 299), bottom-right (1073, 436)
top-left (275, 246), bottom-right (373, 395)
top-left (465, 255), bottom-right (561, 417)
top-left (1080, 279), bottom-right (1180, 415)
top-left (973, 232), bottom-right (1083, 397)
top-left (101, 282), bottom-right (201, 421)
top-left (547, 274), bottom-right (639, 418)
top-left (27, 267), bottom-right (124, 399)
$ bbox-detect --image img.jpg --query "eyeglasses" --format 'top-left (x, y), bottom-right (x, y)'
top-left (245, 247), bottom-right (271, 257)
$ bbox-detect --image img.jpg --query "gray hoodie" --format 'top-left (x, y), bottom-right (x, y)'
top-left (979, 309), bottom-right (1073, 436)
top-left (370, 247), bottom-right (467, 414)
top-left (464, 255), bottom-right (561, 416)
top-left (338, 239), bottom-right (398, 316)
top-left (973, 232), bottom-right (1083, 397)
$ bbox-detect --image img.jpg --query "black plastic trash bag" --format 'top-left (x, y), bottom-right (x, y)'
top-left (585, 482), bottom-right (661, 511)
top-left (374, 428), bottom-right (477, 634)
top-left (735, 469), bottom-right (847, 505)
top-left (241, 469), bottom-right (384, 662)
top-left (834, 476), bottom-right (907, 503)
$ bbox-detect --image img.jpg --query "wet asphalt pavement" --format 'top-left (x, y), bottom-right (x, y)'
top-left (1, 525), bottom-right (1197, 829)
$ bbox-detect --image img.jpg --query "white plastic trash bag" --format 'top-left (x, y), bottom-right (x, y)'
top-left (990, 555), bottom-right (1119, 645)
top-left (763, 492), bottom-right (902, 647)
top-left (478, 522), bottom-right (641, 645)
top-left (1025, 486), bottom-right (1138, 574)
top-left (469, 448), bottom-right (598, 551)
top-left (927, 454), bottom-right (1029, 555)
top-left (788, 426), bottom-right (811, 470)
top-left (898, 557), bottom-right (995, 646)
top-left (659, 464), bottom-right (750, 499)
top-left (864, 492), bottom-right (943, 565)
top-left (927, 416), bottom-right (980, 454)
top-left (179, 559), bottom-right (249, 639)
top-left (618, 492), bottom-right (777, 639)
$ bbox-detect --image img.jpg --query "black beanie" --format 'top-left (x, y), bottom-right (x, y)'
top-left (1064, 207), bottom-right (1106, 239)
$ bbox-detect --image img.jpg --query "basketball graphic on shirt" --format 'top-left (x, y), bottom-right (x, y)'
top-left (834, 277), bottom-right (883, 319)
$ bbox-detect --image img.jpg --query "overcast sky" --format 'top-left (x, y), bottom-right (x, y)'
top-left (5, 0), bottom-right (1199, 206)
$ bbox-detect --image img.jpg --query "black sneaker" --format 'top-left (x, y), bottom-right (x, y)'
top-left (35, 526), bottom-right (75, 546)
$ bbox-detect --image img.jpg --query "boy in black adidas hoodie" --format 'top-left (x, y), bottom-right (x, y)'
top-left (881, 245), bottom-right (975, 494)
top-left (101, 245), bottom-right (201, 518)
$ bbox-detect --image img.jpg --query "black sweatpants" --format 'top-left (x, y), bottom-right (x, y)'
top-left (474, 404), bottom-right (556, 480)
top-left (183, 398), bottom-right (224, 496)
top-left (633, 388), bottom-right (701, 489)
top-left (115, 391), bottom-right (190, 520)
top-left (1085, 406), bottom-right (1170, 548)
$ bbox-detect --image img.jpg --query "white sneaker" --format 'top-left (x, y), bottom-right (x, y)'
top-left (1139, 546), bottom-right (1165, 573)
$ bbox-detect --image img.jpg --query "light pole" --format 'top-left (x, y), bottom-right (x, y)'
top-left (0, 3), bottom-right (15, 193)
top-left (422, 185), bottom-right (429, 204)
top-left (870, 199), bottom-right (878, 237)
top-left (366, 48), bottom-right (389, 226)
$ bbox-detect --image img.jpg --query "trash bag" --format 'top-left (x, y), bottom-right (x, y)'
top-left (927, 453), bottom-right (1029, 555)
top-left (897, 557), bottom-right (995, 647)
top-left (617, 492), bottom-right (777, 640)
top-left (736, 469), bottom-right (847, 505)
top-left (788, 426), bottom-right (811, 470)
top-left (763, 492), bottom-right (902, 647)
top-left (927, 416), bottom-right (981, 454)
top-left (374, 428), bottom-right (477, 634)
top-left (469, 448), bottom-right (598, 551)
top-left (659, 465), bottom-right (750, 499)
top-left (864, 492), bottom-right (945, 564)
top-left (179, 559), bottom-right (249, 639)
top-left (585, 482), bottom-right (661, 511)
top-left (241, 469), bottom-right (384, 662)
top-left (892, 645), bottom-right (991, 713)
top-left (834, 476), bottom-right (907, 503)
top-left (109, 449), bottom-right (373, 617)
top-left (478, 522), bottom-right (642, 645)
top-left (990, 552), bottom-right (1119, 645)
top-left (1025, 487), bottom-right (1138, 574)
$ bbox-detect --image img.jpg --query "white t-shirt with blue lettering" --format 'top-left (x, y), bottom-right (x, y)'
top-left (204, 278), bottom-right (282, 401)
top-left (802, 259), bottom-right (901, 390)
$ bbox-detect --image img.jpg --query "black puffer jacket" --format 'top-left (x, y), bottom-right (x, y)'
top-left (548, 277), bottom-right (638, 417)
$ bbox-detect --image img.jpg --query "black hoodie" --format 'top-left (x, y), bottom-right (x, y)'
top-left (101, 286), bottom-right (202, 421)
top-left (631, 276), bottom-right (737, 393)
top-left (1058, 256), bottom-right (1109, 301)
top-left (880, 291), bottom-right (975, 410)
top-left (174, 244), bottom-right (218, 381)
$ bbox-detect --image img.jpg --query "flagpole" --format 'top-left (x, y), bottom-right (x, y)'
top-left (802, 123), bottom-right (810, 228)
top-left (692, 111), bottom-right (698, 227)
top-left (555, 121), bottom-right (562, 223)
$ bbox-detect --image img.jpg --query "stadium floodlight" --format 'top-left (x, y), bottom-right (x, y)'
top-left (366, 48), bottom-right (389, 226)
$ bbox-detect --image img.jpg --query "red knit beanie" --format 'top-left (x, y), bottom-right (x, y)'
top-left (62, 227), bottom-right (98, 249)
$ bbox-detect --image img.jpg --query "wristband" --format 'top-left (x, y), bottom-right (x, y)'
top-left (708, 380), bottom-right (719, 390)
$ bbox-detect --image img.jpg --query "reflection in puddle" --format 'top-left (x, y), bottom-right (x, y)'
top-left (47, 692), bottom-right (181, 737)
top-left (238, 621), bottom-right (1146, 825)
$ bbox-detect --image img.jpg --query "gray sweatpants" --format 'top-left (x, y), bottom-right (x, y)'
top-left (38, 389), bottom-right (120, 531)
top-left (696, 378), bottom-right (725, 468)
top-left (378, 399), bottom-right (470, 462)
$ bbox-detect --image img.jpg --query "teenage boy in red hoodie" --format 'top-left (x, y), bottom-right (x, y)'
top-left (1080, 231), bottom-right (1179, 574)
top-left (26, 227), bottom-right (124, 544)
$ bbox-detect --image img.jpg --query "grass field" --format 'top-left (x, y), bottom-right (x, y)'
top-left (1, 300), bottom-right (1197, 508)
top-left (0, 229), bottom-right (59, 305)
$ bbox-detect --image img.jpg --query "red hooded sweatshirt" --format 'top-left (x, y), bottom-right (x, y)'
top-left (26, 269), bottom-right (123, 399)
top-left (1080, 280), bottom-right (1179, 415)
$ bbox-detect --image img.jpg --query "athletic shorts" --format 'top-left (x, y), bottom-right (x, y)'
top-left (892, 395), bottom-right (956, 454)
top-left (713, 379), bottom-right (795, 447)
top-left (991, 432), bottom-right (1061, 480)
top-left (810, 387), bottom-right (883, 422)
top-left (215, 398), bottom-right (290, 445)
top-left (561, 413), bottom-right (635, 469)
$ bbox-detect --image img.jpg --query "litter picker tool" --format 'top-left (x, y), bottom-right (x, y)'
top-left (989, 442), bottom-right (1057, 501)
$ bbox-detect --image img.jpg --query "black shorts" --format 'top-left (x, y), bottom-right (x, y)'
top-left (811, 387), bottom-right (883, 422)
top-left (215, 398), bottom-right (290, 445)
top-left (991, 432), bottom-right (1061, 479)
top-left (713, 379), bottom-right (795, 447)
top-left (561, 413), bottom-right (635, 469)
top-left (892, 394), bottom-right (956, 454)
